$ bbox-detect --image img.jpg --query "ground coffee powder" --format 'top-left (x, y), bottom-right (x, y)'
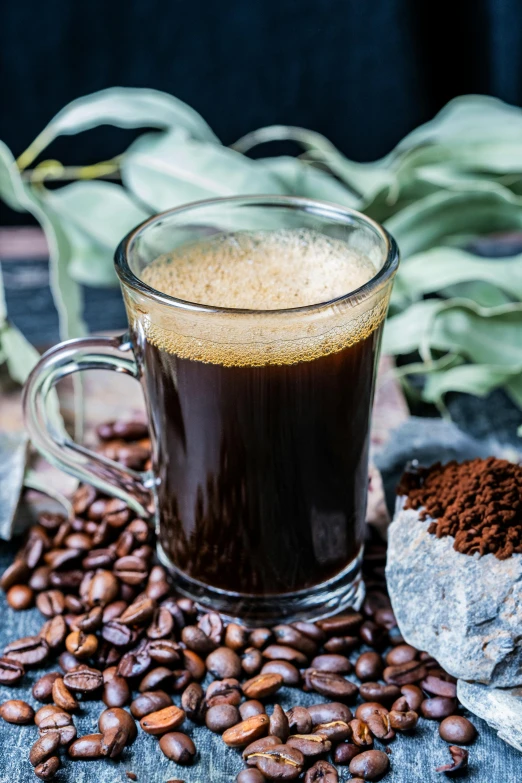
top-left (398, 457), bottom-right (522, 559)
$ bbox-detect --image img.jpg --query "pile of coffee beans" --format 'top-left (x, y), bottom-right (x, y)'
top-left (0, 419), bottom-right (478, 781)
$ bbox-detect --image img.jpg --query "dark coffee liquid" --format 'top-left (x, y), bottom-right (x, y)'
top-left (142, 329), bottom-right (381, 595)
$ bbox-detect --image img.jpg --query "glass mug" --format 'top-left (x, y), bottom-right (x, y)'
top-left (23, 196), bottom-right (399, 624)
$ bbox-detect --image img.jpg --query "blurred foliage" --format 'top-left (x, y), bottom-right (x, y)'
top-left (0, 88), bottom-right (521, 417)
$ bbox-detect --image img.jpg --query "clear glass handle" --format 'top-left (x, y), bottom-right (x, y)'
top-left (22, 334), bottom-right (152, 518)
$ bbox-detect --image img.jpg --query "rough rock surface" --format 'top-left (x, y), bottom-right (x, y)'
top-left (386, 502), bottom-right (522, 688)
top-left (458, 681), bottom-right (522, 753)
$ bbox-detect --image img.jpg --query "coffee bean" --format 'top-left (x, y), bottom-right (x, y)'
top-left (262, 645), bottom-right (307, 667)
top-left (113, 555), bottom-right (148, 586)
top-left (1, 559), bottom-right (30, 591)
top-left (147, 607), bottom-right (174, 640)
top-left (102, 621), bottom-right (133, 647)
top-left (439, 715), bottom-right (477, 744)
top-left (113, 419), bottom-right (149, 441)
top-left (119, 597), bottom-right (156, 626)
top-left (34, 756), bottom-right (60, 780)
top-left (30, 732), bottom-right (61, 766)
top-left (305, 670), bottom-right (358, 702)
top-left (355, 703), bottom-right (388, 722)
top-left (261, 660), bottom-right (300, 687)
top-left (199, 612), bottom-right (224, 646)
top-left (286, 706), bottom-right (313, 734)
top-left (391, 696), bottom-right (409, 712)
top-left (35, 705), bottom-right (67, 726)
top-left (138, 665), bottom-right (172, 692)
top-left (73, 484), bottom-right (97, 514)
top-left (52, 678), bottom-right (79, 712)
top-left (249, 628), bottom-right (273, 649)
top-left (287, 733), bottom-right (332, 757)
top-left (102, 600), bottom-right (127, 623)
top-left (103, 674), bottom-right (131, 707)
top-left (222, 714), bottom-right (270, 747)
top-left (420, 674), bottom-right (457, 699)
top-left (359, 621), bottom-right (387, 649)
top-left (324, 636), bottom-right (359, 653)
top-left (307, 703), bottom-right (352, 725)
top-left (313, 720), bottom-right (351, 742)
top-left (242, 647), bottom-right (264, 676)
top-left (68, 734), bottom-right (105, 760)
top-left (172, 668), bottom-right (193, 692)
top-left (246, 744), bottom-right (304, 780)
top-left (181, 682), bottom-right (206, 722)
top-left (225, 623), bottom-right (250, 651)
top-left (82, 548), bottom-right (116, 570)
top-left (435, 745), bottom-right (469, 774)
top-left (0, 656), bottom-right (25, 684)
top-left (358, 682), bottom-right (401, 706)
top-left (317, 613), bottom-right (363, 636)
top-left (182, 649), bottom-right (206, 681)
top-left (334, 743), bottom-right (362, 764)
top-left (118, 639), bottom-right (151, 678)
top-left (146, 565), bottom-right (170, 601)
top-left (100, 725), bottom-right (128, 759)
top-left (40, 615), bottom-right (66, 650)
top-left (206, 678), bottom-right (242, 707)
top-left (206, 647), bottom-right (242, 679)
top-left (237, 770), bottom-right (266, 783)
top-left (304, 761), bottom-right (338, 783)
top-left (349, 719), bottom-right (373, 747)
top-left (374, 607), bottom-right (397, 629)
top-left (355, 653), bottom-right (384, 682)
top-left (159, 731), bottom-right (196, 764)
top-left (49, 569), bottom-right (84, 590)
top-left (131, 690), bottom-right (172, 719)
top-left (29, 566), bottom-right (52, 592)
top-left (99, 707), bottom-right (137, 743)
top-left (242, 735), bottom-right (281, 759)
top-left (6, 584), bottom-right (34, 610)
top-left (388, 709), bottom-right (418, 731)
top-left (140, 704), bottom-right (185, 735)
top-left (272, 625), bottom-right (317, 657)
top-left (58, 651), bottom-right (82, 672)
top-left (399, 684), bottom-right (424, 711)
top-left (268, 704), bottom-right (289, 742)
top-left (383, 660), bottom-right (427, 686)
top-left (242, 672), bottom-right (284, 699)
top-left (205, 704), bottom-right (240, 733)
top-left (421, 697), bottom-right (458, 720)
top-left (0, 699), bottom-right (34, 724)
top-left (3, 635), bottom-right (49, 666)
top-left (88, 569), bottom-right (119, 606)
top-left (38, 713), bottom-right (77, 746)
top-left (385, 644), bottom-right (417, 666)
top-left (63, 666), bottom-right (103, 692)
top-left (182, 625), bottom-right (215, 655)
top-left (240, 701), bottom-right (266, 720)
top-left (33, 672), bottom-right (61, 703)
top-left (65, 630), bottom-right (98, 658)
top-left (349, 749), bottom-right (390, 780)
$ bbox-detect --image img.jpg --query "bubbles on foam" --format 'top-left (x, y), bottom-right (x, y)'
top-left (141, 228), bottom-right (377, 309)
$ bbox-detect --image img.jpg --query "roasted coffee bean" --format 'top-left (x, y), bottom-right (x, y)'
top-left (24, 533), bottom-right (47, 569)
top-left (363, 591), bottom-right (390, 619)
top-left (102, 600), bottom-right (127, 623)
top-left (286, 706), bottom-right (313, 734)
top-left (68, 734), bottom-right (105, 760)
top-left (355, 652), bottom-right (384, 682)
top-left (307, 702), bottom-right (352, 725)
top-left (102, 621), bottom-right (133, 648)
top-left (247, 744), bottom-right (304, 780)
top-left (73, 606), bottom-right (103, 633)
top-left (161, 597), bottom-right (186, 630)
top-left (242, 647), bottom-right (264, 676)
top-left (388, 709), bottom-right (418, 731)
top-left (88, 569), bottom-right (119, 606)
top-left (52, 678), bottom-right (79, 712)
top-left (262, 645), bottom-right (307, 666)
top-left (49, 569), bottom-right (84, 590)
top-left (159, 731), bottom-right (196, 764)
top-left (35, 705), bottom-right (66, 726)
top-left (304, 761), bottom-right (338, 783)
top-left (242, 735), bottom-right (281, 759)
top-left (237, 770), bottom-right (266, 783)
top-left (140, 704), bottom-right (186, 735)
top-left (272, 625), bottom-right (317, 656)
top-left (385, 644), bottom-right (417, 666)
top-left (435, 745), bottom-right (469, 774)
top-left (33, 672), bottom-right (61, 703)
top-left (240, 700), bottom-right (266, 720)
top-left (119, 597), bottom-right (156, 626)
top-left (103, 674), bottom-right (131, 707)
top-left (65, 595), bottom-right (84, 614)
top-left (30, 732), bottom-right (61, 766)
top-left (355, 703), bottom-right (389, 722)
top-left (268, 704), bottom-right (289, 742)
top-left (113, 556), bottom-right (148, 586)
top-left (63, 666), bottom-right (103, 692)
top-left (171, 668), bottom-right (193, 692)
top-left (64, 532), bottom-right (92, 550)
top-left (249, 628), bottom-right (273, 649)
top-left (324, 636), bottom-right (359, 654)
top-left (181, 682), bottom-right (206, 722)
top-left (358, 682), bottom-right (401, 706)
top-left (82, 548), bottom-right (116, 570)
top-left (0, 699), bottom-right (34, 724)
top-left (131, 690), bottom-right (173, 720)
top-left (34, 756), bottom-right (60, 780)
top-left (139, 666), bottom-right (173, 692)
top-left (374, 607), bottom-right (396, 629)
top-left (383, 660), bottom-right (427, 686)
top-left (6, 584), bottom-right (33, 610)
top-left (359, 621), bottom-right (387, 649)
top-left (421, 697), bottom-right (457, 720)
top-left (391, 696), bottom-right (409, 712)
top-left (399, 684), bottom-right (424, 711)
top-left (104, 498), bottom-right (131, 528)
top-left (225, 623), bottom-right (250, 651)
top-left (333, 742), bottom-right (362, 765)
top-left (243, 672), bottom-right (284, 699)
top-left (182, 649), bottom-right (206, 680)
top-left (73, 484), bottom-right (97, 514)
top-left (305, 670), bottom-right (358, 701)
top-left (317, 613), bottom-right (363, 636)
top-left (113, 419), bottom-right (149, 441)
top-left (439, 715), bottom-right (477, 744)
top-left (261, 660), bottom-right (300, 687)
top-left (87, 498), bottom-right (112, 521)
top-left (206, 647), bottom-right (242, 679)
top-left (388, 627), bottom-right (406, 647)
top-left (223, 714), bottom-right (270, 747)
top-left (98, 707), bottom-right (137, 743)
top-left (38, 713), bottom-right (77, 746)
top-left (287, 733), bottom-right (332, 757)
top-left (147, 607), bottom-right (174, 639)
top-left (118, 639), bottom-right (151, 679)
top-left (313, 720), bottom-right (351, 742)
top-left (206, 678), bottom-right (242, 707)
top-left (65, 630), bottom-right (98, 658)
top-left (39, 615), bottom-right (66, 650)
top-left (310, 654), bottom-right (351, 673)
top-left (182, 625), bottom-right (215, 655)
top-left (147, 639), bottom-right (181, 666)
top-left (29, 566), bottom-right (52, 592)
top-left (101, 725), bottom-right (128, 758)
top-left (205, 704), bottom-right (240, 733)
top-left (349, 719), bottom-right (373, 747)
top-left (198, 612), bottom-right (224, 646)
top-left (1, 559), bottom-right (30, 591)
top-left (44, 548), bottom-right (81, 571)
top-left (349, 749), bottom-right (390, 780)
top-left (3, 635), bottom-right (48, 665)
top-left (421, 674), bottom-right (457, 698)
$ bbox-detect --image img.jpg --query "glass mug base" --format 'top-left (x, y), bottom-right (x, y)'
top-left (156, 541), bottom-right (365, 626)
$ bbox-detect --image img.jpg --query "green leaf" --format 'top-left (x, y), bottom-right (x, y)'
top-left (441, 281), bottom-right (511, 308)
top-left (122, 131), bottom-right (286, 212)
top-left (423, 363), bottom-right (522, 404)
top-left (0, 324), bottom-right (41, 384)
top-left (382, 300), bottom-right (442, 356)
top-left (261, 156), bottom-right (361, 208)
top-left (17, 87), bottom-right (219, 169)
top-left (42, 181), bottom-right (149, 286)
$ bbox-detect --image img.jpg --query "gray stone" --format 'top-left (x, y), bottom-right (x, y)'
top-left (386, 502), bottom-right (522, 688)
top-left (458, 681), bottom-right (522, 753)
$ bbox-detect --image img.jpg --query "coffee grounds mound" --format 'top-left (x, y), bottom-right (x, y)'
top-left (398, 457), bottom-right (522, 559)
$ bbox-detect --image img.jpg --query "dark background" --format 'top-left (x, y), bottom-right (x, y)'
top-left (1, 0), bottom-right (522, 225)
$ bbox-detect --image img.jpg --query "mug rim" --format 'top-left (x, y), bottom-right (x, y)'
top-left (114, 194), bottom-right (399, 316)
